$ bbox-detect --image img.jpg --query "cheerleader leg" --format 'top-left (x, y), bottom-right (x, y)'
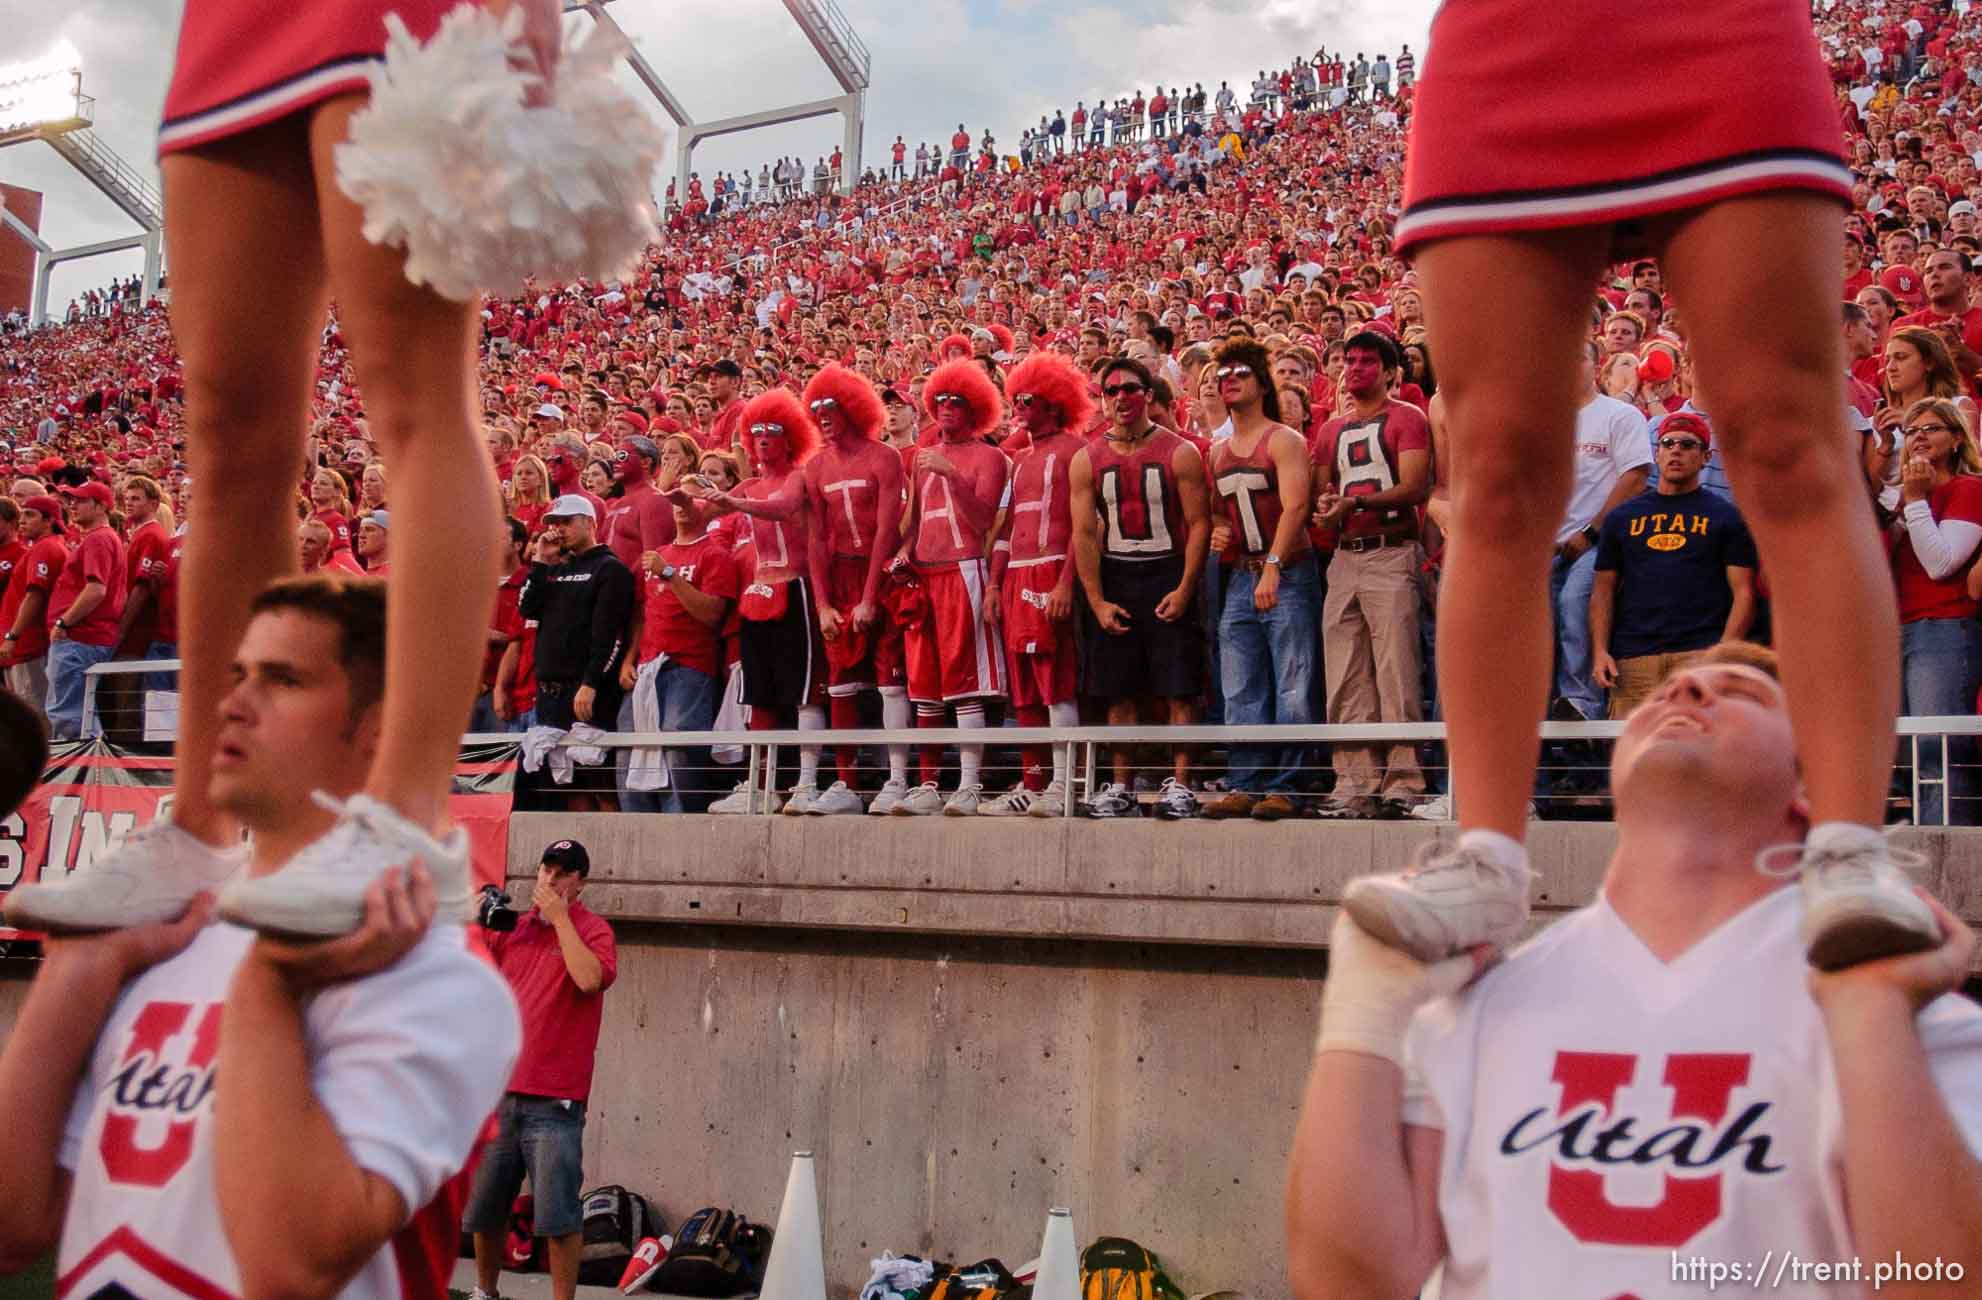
top-left (160, 119), bottom-right (331, 847)
top-left (1414, 227), bottom-right (1613, 841)
top-left (309, 94), bottom-right (501, 835)
top-left (1654, 192), bottom-right (1893, 829)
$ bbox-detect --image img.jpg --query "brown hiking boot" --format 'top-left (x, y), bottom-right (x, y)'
top-left (1201, 790), bottom-right (1256, 819)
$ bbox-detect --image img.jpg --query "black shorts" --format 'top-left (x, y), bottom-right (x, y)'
top-left (739, 577), bottom-right (821, 713)
top-left (1081, 556), bottom-right (1203, 701)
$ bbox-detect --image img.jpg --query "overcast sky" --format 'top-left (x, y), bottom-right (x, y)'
top-left (3, 0), bottom-right (1435, 313)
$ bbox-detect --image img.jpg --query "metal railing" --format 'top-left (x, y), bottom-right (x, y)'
top-left (73, 658), bottom-right (1982, 826)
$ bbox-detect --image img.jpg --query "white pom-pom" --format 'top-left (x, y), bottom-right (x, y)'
top-left (335, 7), bottom-right (669, 302)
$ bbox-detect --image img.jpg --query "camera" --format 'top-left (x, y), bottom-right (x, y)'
top-left (476, 884), bottom-right (521, 931)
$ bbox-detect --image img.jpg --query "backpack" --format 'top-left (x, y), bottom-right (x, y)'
top-left (928, 1259), bottom-right (1027, 1300)
top-left (648, 1206), bottom-right (774, 1297)
top-left (577, 1184), bottom-right (661, 1286)
top-left (1079, 1238), bottom-right (1185, 1300)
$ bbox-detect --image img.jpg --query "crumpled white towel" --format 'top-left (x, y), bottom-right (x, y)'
top-left (712, 661), bottom-right (747, 766)
top-left (860, 1253), bottom-right (937, 1300)
top-left (626, 655), bottom-right (671, 792)
top-left (521, 722), bottom-right (609, 784)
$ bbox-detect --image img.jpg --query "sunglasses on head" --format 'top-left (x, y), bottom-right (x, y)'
top-left (1102, 382), bottom-right (1145, 397)
top-left (1657, 436), bottom-right (1705, 451)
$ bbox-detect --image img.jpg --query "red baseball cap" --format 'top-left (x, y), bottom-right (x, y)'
top-left (21, 494), bottom-right (65, 521)
top-left (1636, 344), bottom-right (1678, 385)
top-left (61, 481), bottom-right (114, 508)
top-left (1658, 411), bottom-right (1713, 450)
top-left (1881, 265), bottom-right (1926, 308)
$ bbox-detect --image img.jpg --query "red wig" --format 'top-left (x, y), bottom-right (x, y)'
top-left (937, 332), bottom-right (975, 363)
top-left (1004, 351), bottom-right (1094, 436)
top-left (738, 388), bottom-right (820, 467)
top-left (801, 363), bottom-right (884, 440)
top-left (988, 323), bottom-right (1015, 355)
top-left (922, 359), bottom-right (1004, 441)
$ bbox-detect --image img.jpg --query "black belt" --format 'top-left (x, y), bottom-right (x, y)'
top-left (537, 679), bottom-right (572, 696)
top-left (1336, 534), bottom-right (1413, 554)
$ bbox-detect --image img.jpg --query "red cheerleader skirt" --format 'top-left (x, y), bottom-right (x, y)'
top-left (158, 0), bottom-right (470, 157)
top-left (1395, 0), bottom-right (1852, 256)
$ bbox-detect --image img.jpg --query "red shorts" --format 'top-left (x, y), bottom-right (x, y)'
top-left (1396, 0), bottom-right (1850, 256)
top-left (160, 0), bottom-right (469, 156)
top-left (903, 559), bottom-right (1006, 705)
top-left (820, 554), bottom-right (904, 694)
top-left (1002, 561), bottom-right (1077, 709)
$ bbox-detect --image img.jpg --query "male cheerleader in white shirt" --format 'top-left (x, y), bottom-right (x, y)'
top-left (0, 574), bottom-right (519, 1299)
top-left (1289, 641), bottom-right (1982, 1299)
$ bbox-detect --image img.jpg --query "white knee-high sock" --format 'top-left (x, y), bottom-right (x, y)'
top-left (797, 704), bottom-right (826, 787)
top-left (1048, 700), bottom-right (1079, 787)
top-left (880, 686), bottom-right (910, 783)
top-left (956, 700), bottom-right (987, 788)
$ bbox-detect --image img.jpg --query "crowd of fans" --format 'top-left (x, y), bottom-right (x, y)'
top-left (4, 4), bottom-right (1982, 820)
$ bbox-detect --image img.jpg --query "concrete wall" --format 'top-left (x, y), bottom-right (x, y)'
top-left (6, 818), bottom-right (1981, 1299)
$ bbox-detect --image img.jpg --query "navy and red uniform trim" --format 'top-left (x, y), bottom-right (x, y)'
top-left (1397, 0), bottom-right (1851, 256)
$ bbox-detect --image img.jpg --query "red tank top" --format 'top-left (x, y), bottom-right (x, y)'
top-left (1005, 433), bottom-right (1082, 566)
top-left (1211, 428), bottom-right (1311, 561)
top-left (1085, 429), bottom-right (1190, 562)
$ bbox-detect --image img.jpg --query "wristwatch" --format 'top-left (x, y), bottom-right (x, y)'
top-left (1263, 554), bottom-right (1282, 568)
top-left (53, 619), bottom-right (67, 631)
top-left (660, 564), bottom-right (678, 581)
top-left (1579, 524), bottom-right (1599, 544)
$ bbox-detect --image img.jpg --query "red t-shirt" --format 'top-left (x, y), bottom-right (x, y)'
top-left (639, 532), bottom-right (741, 675)
top-left (153, 533), bottom-right (184, 645)
top-left (486, 903), bottom-right (617, 1102)
top-left (120, 519), bottom-right (171, 654)
top-left (1895, 305), bottom-right (1982, 359)
top-left (0, 538), bottom-right (25, 609)
top-left (1894, 475), bottom-right (1982, 623)
top-left (497, 565), bottom-right (539, 714)
top-left (314, 508), bottom-right (353, 555)
top-left (49, 525), bottom-right (126, 648)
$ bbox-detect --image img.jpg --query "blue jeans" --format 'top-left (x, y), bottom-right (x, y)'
top-left (1900, 617), bottom-right (1980, 825)
top-left (1219, 555), bottom-right (1321, 793)
top-left (620, 660), bottom-right (719, 814)
top-left (1550, 547), bottom-right (1602, 721)
top-left (45, 639), bottom-right (116, 739)
top-left (142, 640), bottom-right (179, 693)
top-left (461, 1094), bottom-right (587, 1237)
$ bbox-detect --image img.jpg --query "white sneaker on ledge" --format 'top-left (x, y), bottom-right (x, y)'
top-left (708, 780), bottom-right (778, 815)
top-left (1759, 839), bottom-right (1942, 971)
top-left (809, 780), bottom-right (865, 815)
top-left (943, 783), bottom-right (984, 816)
top-left (216, 792), bottom-right (471, 939)
top-left (867, 776), bottom-right (909, 815)
top-left (891, 781), bottom-right (944, 816)
top-left (978, 784), bottom-right (1036, 816)
top-left (782, 782), bottom-right (820, 816)
top-left (1341, 841), bottom-right (1534, 962)
top-left (1026, 780), bottom-right (1069, 818)
top-left (2, 818), bottom-right (246, 933)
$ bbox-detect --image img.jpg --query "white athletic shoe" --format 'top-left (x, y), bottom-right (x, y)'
top-left (1341, 841), bottom-right (1535, 962)
top-left (808, 781), bottom-right (865, 815)
top-left (1025, 780), bottom-right (1069, 818)
top-left (216, 792), bottom-right (472, 939)
top-left (2, 818), bottom-right (247, 933)
top-left (1407, 795), bottom-right (1540, 823)
top-left (978, 784), bottom-right (1037, 816)
top-left (782, 782), bottom-right (820, 816)
top-left (708, 780), bottom-right (780, 815)
top-left (1153, 777), bottom-right (1199, 820)
top-left (1084, 782), bottom-right (1135, 819)
top-left (943, 783), bottom-right (984, 816)
top-left (867, 776), bottom-right (910, 815)
top-left (1760, 839), bottom-right (1942, 971)
top-left (891, 781), bottom-right (945, 816)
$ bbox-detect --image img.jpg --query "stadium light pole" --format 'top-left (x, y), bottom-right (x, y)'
top-left (0, 40), bottom-right (165, 326)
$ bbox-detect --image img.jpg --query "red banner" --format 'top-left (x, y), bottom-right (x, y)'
top-left (0, 739), bottom-right (520, 944)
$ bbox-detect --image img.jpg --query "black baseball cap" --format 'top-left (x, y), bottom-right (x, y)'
top-left (880, 385), bottom-right (907, 405)
top-left (707, 358), bottom-right (743, 379)
top-left (541, 838), bottom-right (591, 876)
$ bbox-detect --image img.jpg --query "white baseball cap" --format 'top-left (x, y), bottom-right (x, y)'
top-left (534, 403), bottom-right (565, 421)
top-left (544, 493), bottom-right (597, 522)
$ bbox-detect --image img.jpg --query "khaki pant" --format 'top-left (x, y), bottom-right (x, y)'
top-left (1323, 543), bottom-right (1425, 799)
top-left (1608, 649), bottom-right (1704, 719)
top-left (7, 656), bottom-right (47, 714)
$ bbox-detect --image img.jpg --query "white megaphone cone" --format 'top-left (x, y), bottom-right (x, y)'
top-left (759, 1150), bottom-right (827, 1300)
top-left (1032, 1207), bottom-right (1080, 1300)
